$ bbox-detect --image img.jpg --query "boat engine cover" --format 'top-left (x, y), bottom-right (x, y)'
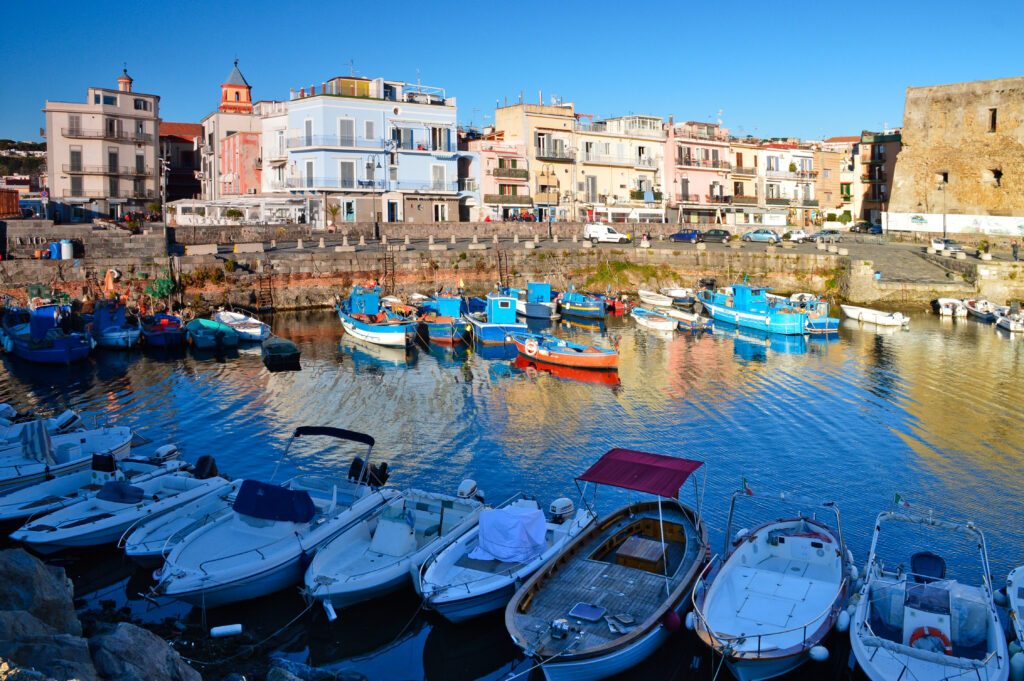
top-left (457, 479), bottom-right (478, 499)
top-left (549, 497), bottom-right (574, 523)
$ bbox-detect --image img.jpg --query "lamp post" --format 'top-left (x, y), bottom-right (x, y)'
top-left (938, 182), bottom-right (947, 241)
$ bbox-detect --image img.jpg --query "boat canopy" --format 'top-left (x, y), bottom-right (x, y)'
top-left (292, 426), bottom-right (374, 448)
top-left (232, 479), bottom-right (315, 523)
top-left (577, 448), bottom-right (703, 498)
top-left (29, 306), bottom-right (60, 341)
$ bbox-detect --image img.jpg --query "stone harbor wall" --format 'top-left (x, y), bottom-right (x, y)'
top-left (2, 221), bottom-right (167, 260)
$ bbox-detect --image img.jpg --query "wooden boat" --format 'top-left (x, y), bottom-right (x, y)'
top-left (638, 289), bottom-right (674, 307)
top-left (0, 305), bottom-right (91, 364)
top-left (418, 493), bottom-right (595, 623)
top-left (336, 286), bottom-right (416, 348)
top-left (466, 293), bottom-right (527, 345)
top-left (305, 485), bottom-right (483, 610)
top-left (699, 285), bottom-right (808, 335)
top-left (261, 336), bottom-right (301, 368)
top-left (630, 307), bottom-right (677, 332)
top-left (509, 332), bottom-right (618, 370)
top-left (185, 318), bottom-right (239, 349)
top-left (692, 493), bottom-right (853, 681)
top-left (91, 300), bottom-right (142, 349)
top-left (141, 313), bottom-right (186, 347)
top-left (416, 296), bottom-right (470, 345)
top-left (659, 287), bottom-right (695, 306)
top-left (0, 424), bottom-right (134, 490)
top-left (212, 310), bottom-right (271, 342)
top-left (512, 356), bottom-right (621, 387)
top-left (850, 511), bottom-right (1009, 681)
top-left (660, 307), bottom-right (713, 332)
top-left (934, 298), bottom-right (968, 317)
top-left (559, 290), bottom-right (605, 319)
top-left (964, 298), bottom-right (1006, 323)
top-left (506, 448), bottom-right (709, 681)
top-left (840, 304), bottom-right (910, 327)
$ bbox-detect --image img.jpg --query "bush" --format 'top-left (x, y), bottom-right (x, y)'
top-left (224, 259), bottom-right (237, 273)
top-left (224, 208), bottom-right (244, 220)
top-left (826, 213), bottom-right (838, 222)
top-left (838, 212), bottom-right (852, 225)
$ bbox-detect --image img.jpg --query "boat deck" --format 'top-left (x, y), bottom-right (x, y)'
top-left (512, 506), bottom-right (701, 655)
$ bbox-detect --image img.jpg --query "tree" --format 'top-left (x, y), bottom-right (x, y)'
top-left (224, 208), bottom-right (244, 220)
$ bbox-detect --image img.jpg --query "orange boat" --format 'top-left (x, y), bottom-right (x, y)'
top-left (508, 332), bottom-right (618, 370)
top-left (512, 355), bottom-right (621, 386)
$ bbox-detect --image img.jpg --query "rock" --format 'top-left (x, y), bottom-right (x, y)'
top-left (0, 612), bottom-right (96, 681)
top-left (89, 623), bottom-right (199, 681)
top-left (0, 659), bottom-right (51, 680)
top-left (0, 550), bottom-right (80, 636)
top-left (268, 658), bottom-right (368, 681)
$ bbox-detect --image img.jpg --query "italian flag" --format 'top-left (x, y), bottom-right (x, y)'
top-left (742, 477), bottom-right (754, 496)
top-left (894, 493), bottom-right (910, 509)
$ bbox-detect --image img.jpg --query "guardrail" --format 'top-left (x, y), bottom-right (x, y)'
top-left (61, 128), bottom-right (153, 143)
top-left (62, 165), bottom-right (152, 175)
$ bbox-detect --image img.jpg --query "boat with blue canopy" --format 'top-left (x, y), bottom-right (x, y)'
top-left (91, 300), bottom-right (141, 349)
top-left (698, 284), bottom-right (808, 336)
top-left (0, 305), bottom-right (91, 364)
top-left (416, 295), bottom-right (470, 345)
top-left (558, 288), bottom-right (605, 319)
top-left (503, 283), bottom-right (559, 320)
top-left (467, 292), bottom-right (527, 345)
top-left (336, 286), bottom-right (416, 348)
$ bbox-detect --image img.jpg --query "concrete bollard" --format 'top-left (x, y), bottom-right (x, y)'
top-left (696, 242), bottom-right (707, 251)
top-left (342, 235), bottom-right (349, 246)
top-left (429, 235), bottom-right (435, 245)
top-left (980, 252), bottom-right (993, 261)
top-left (469, 234), bottom-right (487, 250)
top-left (492, 234), bottom-right (499, 244)
top-left (270, 239), bottom-right (276, 249)
top-left (573, 234), bottom-right (578, 243)
top-left (827, 244), bottom-right (838, 254)
top-left (513, 234), bottom-right (520, 244)
top-left (956, 251), bottom-right (967, 260)
top-left (296, 238), bottom-right (304, 250)
top-left (472, 234), bottom-right (479, 243)
top-left (336, 234), bottom-right (356, 252)
top-left (404, 235), bottom-right (410, 245)
top-left (358, 235), bottom-right (366, 246)
top-left (926, 247), bottom-right (936, 254)
top-left (553, 234), bottom-right (559, 243)
top-left (318, 237), bottom-right (325, 249)
top-left (381, 234), bottom-right (388, 245)
top-left (941, 248), bottom-right (951, 257)
top-left (838, 247), bottom-right (849, 256)
top-left (533, 234), bottom-right (539, 244)
top-left (450, 234), bottom-right (456, 244)
top-left (816, 241), bottom-right (826, 251)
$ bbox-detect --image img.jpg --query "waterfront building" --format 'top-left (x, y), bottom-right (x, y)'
top-left (729, 139), bottom-right (761, 227)
top-left (43, 69), bottom-right (160, 222)
top-left (856, 129), bottom-right (901, 226)
top-left (813, 148), bottom-right (844, 221)
top-left (283, 74), bottom-right (464, 225)
top-left (462, 130), bottom-right (530, 221)
top-left (199, 61), bottom-right (258, 201)
top-left (575, 115), bottom-right (666, 223)
top-left (888, 76), bottom-right (1023, 235)
top-left (257, 100), bottom-right (289, 195)
top-left (219, 131), bottom-right (261, 196)
top-left (664, 119), bottom-right (730, 225)
top-left (761, 143), bottom-right (817, 227)
top-left (159, 122), bottom-right (201, 201)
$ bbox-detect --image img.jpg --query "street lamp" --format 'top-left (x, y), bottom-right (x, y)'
top-left (937, 182), bottom-right (947, 241)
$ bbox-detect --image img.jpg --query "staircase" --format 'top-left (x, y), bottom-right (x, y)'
top-left (380, 245), bottom-right (397, 295)
top-left (496, 247), bottom-right (510, 288)
top-left (256, 262), bottom-right (274, 311)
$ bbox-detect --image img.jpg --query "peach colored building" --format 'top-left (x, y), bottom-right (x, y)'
top-left (465, 133), bottom-right (531, 220)
top-left (219, 131), bottom-right (262, 196)
top-left (664, 119), bottom-right (731, 224)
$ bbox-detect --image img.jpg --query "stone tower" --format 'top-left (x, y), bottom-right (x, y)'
top-left (218, 60), bottom-right (252, 114)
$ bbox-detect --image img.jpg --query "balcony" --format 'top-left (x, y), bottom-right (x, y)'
top-left (62, 164), bottom-right (152, 176)
top-left (766, 170), bottom-right (818, 180)
top-left (675, 157), bottom-right (732, 171)
top-left (841, 194), bottom-right (852, 203)
top-left (535, 191), bottom-right (560, 204)
top-left (535, 146), bottom-right (574, 162)
top-left (861, 156), bottom-right (885, 165)
top-left (733, 195), bottom-right (759, 205)
top-left (861, 174), bottom-right (886, 183)
top-left (492, 167), bottom-right (529, 180)
top-left (732, 166), bottom-right (757, 175)
top-left (802, 199), bottom-right (819, 207)
top-left (459, 178), bottom-right (478, 192)
top-left (671, 127), bottom-right (729, 143)
top-left (580, 152), bottom-right (629, 166)
top-left (281, 177), bottom-right (386, 190)
top-left (706, 195), bottom-right (732, 204)
top-left (676, 193), bottom-right (700, 204)
top-left (62, 188), bottom-right (156, 199)
top-left (629, 190), bottom-right (663, 202)
top-left (61, 128), bottom-right (153, 143)
top-left (287, 135), bottom-right (387, 149)
top-left (765, 197), bottom-right (791, 206)
top-left (484, 194), bottom-right (533, 205)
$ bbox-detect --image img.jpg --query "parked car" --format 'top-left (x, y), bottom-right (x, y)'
top-left (700, 229), bottom-right (732, 243)
top-left (808, 229), bottom-right (842, 242)
top-left (668, 228), bottom-right (702, 243)
top-left (930, 237), bottom-right (963, 252)
top-left (582, 223), bottom-right (631, 244)
top-left (783, 229), bottom-right (809, 243)
top-left (742, 228), bottom-right (780, 244)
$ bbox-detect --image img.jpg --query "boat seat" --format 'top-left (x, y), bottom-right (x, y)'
top-left (370, 517), bottom-right (416, 557)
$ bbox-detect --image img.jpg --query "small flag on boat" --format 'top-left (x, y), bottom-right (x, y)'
top-left (894, 493), bottom-right (910, 509)
top-left (742, 477), bottom-right (754, 496)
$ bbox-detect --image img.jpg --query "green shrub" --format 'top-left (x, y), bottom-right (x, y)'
top-left (224, 259), bottom-right (237, 273)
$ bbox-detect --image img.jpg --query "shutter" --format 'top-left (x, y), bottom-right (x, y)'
top-left (339, 119), bottom-right (355, 146)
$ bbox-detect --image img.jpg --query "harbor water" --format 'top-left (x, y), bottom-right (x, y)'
top-left (1, 309), bottom-right (1022, 680)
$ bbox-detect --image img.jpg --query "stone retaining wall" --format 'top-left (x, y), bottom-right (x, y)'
top-left (2, 221), bottom-right (167, 259)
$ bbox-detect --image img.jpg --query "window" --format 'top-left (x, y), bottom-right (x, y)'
top-left (392, 128), bottom-right (413, 149)
top-left (430, 127), bottom-right (450, 152)
top-left (431, 164), bottom-right (446, 190)
top-left (304, 160), bottom-right (314, 188)
top-left (989, 108), bottom-right (997, 132)
top-left (937, 171), bottom-right (949, 184)
top-left (433, 203), bottom-right (448, 221)
top-left (70, 176), bottom-right (83, 196)
top-left (734, 181), bottom-right (743, 196)
top-left (823, 169), bottom-right (830, 178)
top-left (303, 119), bottom-right (313, 146)
top-left (108, 148), bottom-right (119, 172)
top-left (276, 130), bottom-right (284, 156)
top-left (339, 160), bottom-right (355, 189)
top-left (133, 98), bottom-right (149, 111)
top-left (343, 200), bottom-right (356, 222)
top-left (68, 114), bottom-right (81, 135)
top-left (338, 119), bottom-right (355, 146)
top-left (108, 176), bottom-right (118, 197)
top-left (365, 120), bottom-right (375, 140)
top-left (234, 92), bottom-right (240, 101)
top-left (136, 154), bottom-right (145, 173)
top-left (94, 93), bottom-right (116, 105)
top-left (68, 147), bottom-right (82, 172)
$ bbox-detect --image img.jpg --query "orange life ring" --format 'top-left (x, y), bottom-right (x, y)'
top-left (908, 626), bottom-right (953, 655)
top-left (524, 339), bottom-right (539, 356)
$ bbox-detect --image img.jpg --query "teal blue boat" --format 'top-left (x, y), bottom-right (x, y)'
top-left (186, 318), bottom-right (239, 350)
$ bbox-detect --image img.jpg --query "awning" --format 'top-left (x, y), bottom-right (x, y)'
top-left (577, 448), bottom-right (703, 498)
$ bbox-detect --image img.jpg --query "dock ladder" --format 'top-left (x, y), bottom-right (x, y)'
top-left (496, 247), bottom-right (510, 288)
top-left (256, 261), bottom-right (274, 312)
top-left (380, 244), bottom-right (397, 295)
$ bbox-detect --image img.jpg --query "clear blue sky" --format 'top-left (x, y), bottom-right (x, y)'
top-left (3, 0), bottom-right (1022, 142)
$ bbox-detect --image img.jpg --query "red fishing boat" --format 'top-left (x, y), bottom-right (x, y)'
top-left (508, 332), bottom-right (618, 370)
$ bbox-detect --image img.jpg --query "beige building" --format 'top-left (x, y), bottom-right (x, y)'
top-left (888, 76), bottom-right (1024, 235)
top-left (856, 130), bottom-right (901, 226)
top-left (43, 69), bottom-right (160, 222)
top-left (813, 149), bottom-right (844, 219)
top-left (199, 62), bottom-right (257, 200)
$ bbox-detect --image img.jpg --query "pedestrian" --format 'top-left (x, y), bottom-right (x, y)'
top-left (1012, 240), bottom-right (1019, 262)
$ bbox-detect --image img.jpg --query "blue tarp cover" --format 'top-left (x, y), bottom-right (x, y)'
top-left (232, 479), bottom-right (316, 523)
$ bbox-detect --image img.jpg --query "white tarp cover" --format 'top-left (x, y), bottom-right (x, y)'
top-left (469, 506), bottom-right (546, 563)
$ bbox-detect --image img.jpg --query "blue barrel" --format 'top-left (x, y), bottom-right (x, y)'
top-left (48, 242), bottom-right (61, 260)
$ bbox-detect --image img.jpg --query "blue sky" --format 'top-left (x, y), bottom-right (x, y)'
top-left (3, 0), bottom-right (1022, 142)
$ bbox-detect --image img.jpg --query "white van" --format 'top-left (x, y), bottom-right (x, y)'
top-left (583, 223), bottom-right (632, 244)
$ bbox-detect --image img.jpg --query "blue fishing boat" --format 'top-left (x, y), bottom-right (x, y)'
top-left (0, 305), bottom-right (92, 364)
top-left (91, 300), bottom-right (141, 349)
top-left (466, 292), bottom-right (527, 345)
top-left (503, 283), bottom-right (559, 319)
top-left (697, 284), bottom-right (807, 335)
top-left (558, 288), bottom-right (605, 319)
top-left (336, 286), bottom-right (416, 348)
top-left (767, 293), bottom-right (840, 334)
top-left (141, 313), bottom-right (186, 347)
top-left (416, 295), bottom-right (470, 345)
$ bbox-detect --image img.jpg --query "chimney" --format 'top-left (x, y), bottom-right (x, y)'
top-left (117, 68), bottom-right (133, 93)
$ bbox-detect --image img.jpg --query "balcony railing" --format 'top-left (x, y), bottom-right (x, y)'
top-left (535, 191), bottom-right (560, 204)
top-left (861, 174), bottom-right (886, 183)
top-left (576, 122), bottom-right (665, 139)
top-left (61, 128), bottom-right (153, 143)
top-left (841, 194), bottom-right (852, 203)
top-left (287, 135), bottom-right (387, 149)
top-left (861, 156), bottom-right (885, 165)
top-left (766, 170), bottom-right (818, 180)
top-left (672, 128), bottom-right (729, 143)
top-left (629, 190), bottom-right (663, 202)
top-left (706, 195), bottom-right (732, 204)
top-left (459, 179), bottom-right (478, 192)
top-left (765, 197), bottom-right (791, 206)
top-left (733, 195), bottom-right (759, 205)
top-left (802, 199), bottom-right (819, 207)
top-left (676, 193), bottom-right (701, 203)
top-left (484, 194), bottom-right (533, 205)
top-left (62, 164), bottom-right (152, 176)
top-left (675, 157), bottom-right (732, 170)
top-left (535, 146), bottom-right (574, 161)
top-left (732, 166), bottom-right (757, 175)
top-left (492, 167), bottom-right (529, 179)
top-left (62, 188), bottom-right (156, 199)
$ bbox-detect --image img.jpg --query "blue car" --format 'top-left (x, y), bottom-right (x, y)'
top-left (669, 228), bottom-right (702, 243)
top-left (741, 228), bottom-right (780, 243)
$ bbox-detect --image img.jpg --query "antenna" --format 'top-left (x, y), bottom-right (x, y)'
top-left (349, 59), bottom-right (355, 77)
top-left (716, 109), bottom-right (724, 126)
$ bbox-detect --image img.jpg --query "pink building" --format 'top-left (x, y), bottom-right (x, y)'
top-left (664, 119), bottom-right (732, 224)
top-left (219, 131), bottom-right (261, 196)
top-left (465, 133), bottom-right (531, 220)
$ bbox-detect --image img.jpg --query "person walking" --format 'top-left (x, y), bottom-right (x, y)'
top-left (1012, 240), bottom-right (1019, 262)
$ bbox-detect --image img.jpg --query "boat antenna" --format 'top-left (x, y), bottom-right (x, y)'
top-left (657, 495), bottom-right (670, 596)
top-left (270, 433), bottom-right (299, 482)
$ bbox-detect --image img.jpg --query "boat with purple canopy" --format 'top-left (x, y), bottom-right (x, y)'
top-left (506, 448), bottom-right (709, 681)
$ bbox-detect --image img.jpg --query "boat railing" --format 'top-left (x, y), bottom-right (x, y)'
top-left (691, 556), bottom-right (848, 657)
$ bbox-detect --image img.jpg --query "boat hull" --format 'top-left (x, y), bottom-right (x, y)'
top-left (94, 329), bottom-right (141, 349)
top-left (558, 303), bottom-right (604, 319)
top-left (430, 582), bottom-right (517, 623)
top-left (418, 320), bottom-right (470, 345)
top-left (467, 317), bottom-right (527, 345)
top-left (701, 299), bottom-right (806, 335)
top-left (338, 310), bottom-right (413, 347)
top-left (9, 340), bottom-right (91, 364)
top-left (517, 301), bottom-right (559, 319)
top-left (163, 555), bottom-right (306, 608)
top-left (510, 337), bottom-right (618, 370)
top-left (840, 305), bottom-right (908, 327)
top-left (318, 563), bottom-right (413, 610)
top-left (0, 439), bottom-right (131, 491)
top-left (805, 317), bottom-right (840, 334)
top-left (142, 330), bottom-right (186, 347)
top-left (723, 653), bottom-right (809, 681)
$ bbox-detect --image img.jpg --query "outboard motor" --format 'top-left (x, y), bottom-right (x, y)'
top-left (91, 453), bottom-right (117, 473)
top-left (192, 455), bottom-right (219, 480)
top-left (348, 456), bottom-right (366, 482)
top-left (153, 444), bottom-right (179, 461)
top-left (52, 410), bottom-right (82, 434)
top-left (698, 277), bottom-right (717, 291)
top-left (549, 497), bottom-right (575, 524)
top-left (368, 461), bottom-right (389, 487)
top-left (457, 479), bottom-right (485, 503)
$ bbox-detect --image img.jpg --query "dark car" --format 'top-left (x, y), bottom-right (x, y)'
top-left (850, 222), bottom-right (882, 234)
top-left (668, 228), bottom-right (702, 243)
top-left (700, 229), bottom-right (731, 243)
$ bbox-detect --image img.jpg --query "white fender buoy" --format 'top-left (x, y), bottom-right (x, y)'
top-left (323, 600), bottom-right (338, 623)
top-left (210, 623), bottom-right (243, 638)
top-left (993, 588), bottom-right (1008, 607)
top-left (1010, 651), bottom-right (1024, 681)
top-left (1009, 641), bottom-right (1022, 657)
top-left (846, 549), bottom-right (855, 565)
top-left (836, 610), bottom-right (851, 633)
top-left (809, 645), bottom-right (829, 662)
top-left (684, 612), bottom-right (695, 630)
top-left (733, 528), bottom-right (750, 543)
top-left (848, 564), bottom-right (860, 582)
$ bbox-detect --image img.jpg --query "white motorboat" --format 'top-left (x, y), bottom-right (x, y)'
top-left (637, 289), bottom-right (674, 307)
top-left (630, 307), bottom-right (677, 332)
top-left (659, 287), bottom-right (695, 305)
top-left (692, 493), bottom-right (854, 681)
top-left (840, 304), bottom-right (910, 327)
top-left (305, 483), bottom-right (483, 610)
top-left (850, 511), bottom-right (1009, 681)
top-left (11, 470), bottom-right (230, 554)
top-left (660, 307), bottom-right (713, 332)
top-left (1007, 566), bottom-right (1024, 644)
top-left (0, 406), bottom-right (82, 445)
top-left (211, 310), bottom-right (271, 342)
top-left (934, 298), bottom-right (968, 317)
top-left (122, 477), bottom-right (241, 567)
top-left (418, 493), bottom-right (595, 623)
top-left (152, 426), bottom-right (398, 608)
top-left (995, 311), bottom-right (1024, 332)
top-left (0, 424), bottom-right (134, 490)
top-left (964, 299), bottom-right (1007, 323)
top-left (0, 446), bottom-right (183, 525)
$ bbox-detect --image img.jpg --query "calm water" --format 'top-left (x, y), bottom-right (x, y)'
top-left (2, 309), bottom-right (1022, 680)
